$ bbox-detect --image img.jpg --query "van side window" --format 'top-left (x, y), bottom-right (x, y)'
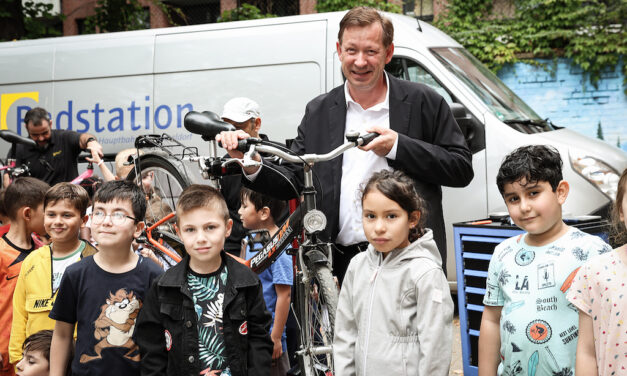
top-left (386, 57), bottom-right (485, 154)
top-left (385, 57), bottom-right (453, 104)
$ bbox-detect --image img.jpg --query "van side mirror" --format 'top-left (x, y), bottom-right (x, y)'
top-left (450, 103), bottom-right (485, 154)
top-left (450, 103), bottom-right (472, 138)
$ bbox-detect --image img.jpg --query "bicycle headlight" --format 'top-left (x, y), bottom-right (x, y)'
top-left (303, 210), bottom-right (327, 234)
top-left (570, 152), bottom-right (620, 201)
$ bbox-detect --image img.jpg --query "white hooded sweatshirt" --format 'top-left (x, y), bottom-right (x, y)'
top-left (333, 229), bottom-right (454, 376)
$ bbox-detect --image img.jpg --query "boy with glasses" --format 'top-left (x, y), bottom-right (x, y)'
top-left (48, 181), bottom-right (163, 376)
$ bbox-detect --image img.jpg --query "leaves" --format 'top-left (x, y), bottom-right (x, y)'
top-left (217, 4), bottom-right (276, 22)
top-left (435, 0), bottom-right (626, 87)
top-left (315, 0), bottom-right (402, 13)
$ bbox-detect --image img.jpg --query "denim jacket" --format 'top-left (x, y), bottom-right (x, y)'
top-left (137, 252), bottom-right (273, 376)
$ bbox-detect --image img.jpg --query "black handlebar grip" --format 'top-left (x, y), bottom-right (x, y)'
top-left (217, 139), bottom-right (251, 153)
top-left (360, 132), bottom-right (379, 146)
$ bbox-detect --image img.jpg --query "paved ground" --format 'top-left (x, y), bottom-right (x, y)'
top-left (450, 316), bottom-right (464, 375)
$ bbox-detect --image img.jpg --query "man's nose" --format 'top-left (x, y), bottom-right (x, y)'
top-left (355, 52), bottom-right (367, 66)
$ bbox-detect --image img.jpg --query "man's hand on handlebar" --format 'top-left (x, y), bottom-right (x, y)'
top-left (359, 126), bottom-right (397, 157)
top-left (216, 130), bottom-right (262, 175)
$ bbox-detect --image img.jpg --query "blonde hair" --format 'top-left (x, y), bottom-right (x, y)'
top-left (114, 148), bottom-right (143, 179)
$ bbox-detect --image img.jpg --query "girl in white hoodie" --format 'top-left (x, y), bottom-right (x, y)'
top-left (333, 169), bottom-right (454, 376)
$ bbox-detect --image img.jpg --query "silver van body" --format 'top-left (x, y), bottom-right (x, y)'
top-left (1, 11), bottom-right (625, 286)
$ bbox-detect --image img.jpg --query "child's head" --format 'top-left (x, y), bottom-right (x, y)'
top-left (496, 145), bottom-right (569, 238)
top-left (176, 185), bottom-right (232, 272)
top-left (238, 187), bottom-right (286, 230)
top-left (610, 168), bottom-right (627, 246)
top-left (114, 148), bottom-right (141, 180)
top-left (4, 177), bottom-right (50, 235)
top-left (44, 183), bottom-right (90, 244)
top-left (78, 176), bottom-right (103, 202)
top-left (145, 197), bottom-right (173, 226)
top-left (91, 181), bottom-right (146, 248)
top-left (16, 329), bottom-right (52, 376)
top-left (360, 170), bottom-right (426, 254)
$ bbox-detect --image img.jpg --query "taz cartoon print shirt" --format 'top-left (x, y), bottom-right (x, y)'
top-left (483, 227), bottom-right (611, 376)
top-left (187, 263), bottom-right (230, 375)
top-left (50, 255), bottom-right (163, 376)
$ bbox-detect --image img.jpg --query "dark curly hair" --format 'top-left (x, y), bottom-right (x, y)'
top-left (610, 168), bottom-right (627, 246)
top-left (361, 169), bottom-right (427, 242)
top-left (496, 145), bottom-right (563, 195)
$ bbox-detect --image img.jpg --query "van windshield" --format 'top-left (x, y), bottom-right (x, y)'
top-left (431, 47), bottom-right (553, 131)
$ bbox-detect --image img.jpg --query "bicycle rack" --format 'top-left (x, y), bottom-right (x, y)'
top-left (134, 134), bottom-right (199, 161)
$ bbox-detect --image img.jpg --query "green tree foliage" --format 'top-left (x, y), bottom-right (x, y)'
top-left (597, 121), bottom-right (604, 140)
top-left (435, 0), bottom-right (626, 87)
top-left (22, 1), bottom-right (64, 39)
top-left (0, 0), bottom-right (63, 41)
top-left (315, 0), bottom-right (402, 13)
top-left (84, 0), bottom-right (150, 33)
top-left (217, 4), bottom-right (276, 22)
top-left (83, 0), bottom-right (182, 33)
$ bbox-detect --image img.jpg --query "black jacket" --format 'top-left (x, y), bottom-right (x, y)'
top-left (136, 252), bottom-right (273, 376)
top-left (247, 75), bottom-right (474, 267)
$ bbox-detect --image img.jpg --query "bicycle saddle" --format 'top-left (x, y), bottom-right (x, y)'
top-left (0, 130), bottom-right (37, 148)
top-left (184, 111), bottom-right (235, 141)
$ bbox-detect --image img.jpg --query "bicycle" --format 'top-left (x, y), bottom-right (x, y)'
top-left (126, 110), bottom-right (377, 376)
top-left (0, 129), bottom-right (37, 184)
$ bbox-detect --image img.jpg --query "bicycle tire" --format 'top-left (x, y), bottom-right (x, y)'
top-left (297, 263), bottom-right (338, 376)
top-left (126, 155), bottom-right (190, 253)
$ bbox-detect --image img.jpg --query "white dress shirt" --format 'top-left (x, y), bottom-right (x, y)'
top-left (336, 73), bottom-right (398, 246)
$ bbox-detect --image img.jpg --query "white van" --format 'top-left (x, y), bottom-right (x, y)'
top-left (1, 11), bottom-right (625, 285)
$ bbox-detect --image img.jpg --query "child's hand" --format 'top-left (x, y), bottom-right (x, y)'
top-left (139, 247), bottom-right (164, 269)
top-left (271, 335), bottom-right (283, 360)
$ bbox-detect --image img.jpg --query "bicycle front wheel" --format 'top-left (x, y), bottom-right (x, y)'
top-left (126, 155), bottom-right (189, 248)
top-left (298, 263), bottom-right (338, 376)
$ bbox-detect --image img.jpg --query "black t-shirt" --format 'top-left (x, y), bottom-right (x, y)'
top-left (50, 255), bottom-right (163, 376)
top-left (13, 129), bottom-right (82, 185)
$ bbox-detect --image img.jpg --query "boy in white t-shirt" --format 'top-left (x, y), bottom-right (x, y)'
top-left (9, 183), bottom-right (97, 364)
top-left (478, 145), bottom-right (611, 376)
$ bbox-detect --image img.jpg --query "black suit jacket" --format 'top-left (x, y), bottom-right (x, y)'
top-left (247, 75), bottom-right (473, 265)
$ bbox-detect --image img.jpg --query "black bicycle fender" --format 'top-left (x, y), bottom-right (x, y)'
top-left (303, 249), bottom-right (328, 266)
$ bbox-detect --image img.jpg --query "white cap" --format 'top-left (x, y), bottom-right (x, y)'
top-left (221, 97), bottom-right (260, 123)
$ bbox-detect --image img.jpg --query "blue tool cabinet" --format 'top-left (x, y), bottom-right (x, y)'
top-left (453, 218), bottom-right (609, 376)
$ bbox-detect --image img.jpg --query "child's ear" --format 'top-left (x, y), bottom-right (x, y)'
top-left (408, 210), bottom-right (421, 229)
top-left (133, 221), bottom-right (145, 239)
top-left (81, 214), bottom-right (89, 227)
top-left (225, 218), bottom-right (233, 238)
top-left (556, 180), bottom-right (569, 204)
top-left (260, 207), bottom-right (271, 221)
top-left (174, 223), bottom-right (180, 237)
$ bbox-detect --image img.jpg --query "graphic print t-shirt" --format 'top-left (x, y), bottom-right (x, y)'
top-left (50, 255), bottom-right (163, 376)
top-left (187, 263), bottom-right (230, 375)
top-left (483, 227), bottom-right (611, 376)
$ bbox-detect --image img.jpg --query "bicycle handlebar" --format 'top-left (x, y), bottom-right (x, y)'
top-left (0, 130), bottom-right (37, 148)
top-left (230, 131), bottom-right (379, 167)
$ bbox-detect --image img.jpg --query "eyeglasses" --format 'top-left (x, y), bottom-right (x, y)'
top-left (91, 210), bottom-right (137, 225)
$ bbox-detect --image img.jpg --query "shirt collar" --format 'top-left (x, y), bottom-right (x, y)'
top-left (344, 72), bottom-right (390, 111)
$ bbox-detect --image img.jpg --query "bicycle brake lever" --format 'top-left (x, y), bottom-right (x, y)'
top-left (223, 157), bottom-right (261, 169)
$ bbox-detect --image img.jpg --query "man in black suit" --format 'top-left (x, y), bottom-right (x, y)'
top-left (218, 7), bottom-right (473, 282)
